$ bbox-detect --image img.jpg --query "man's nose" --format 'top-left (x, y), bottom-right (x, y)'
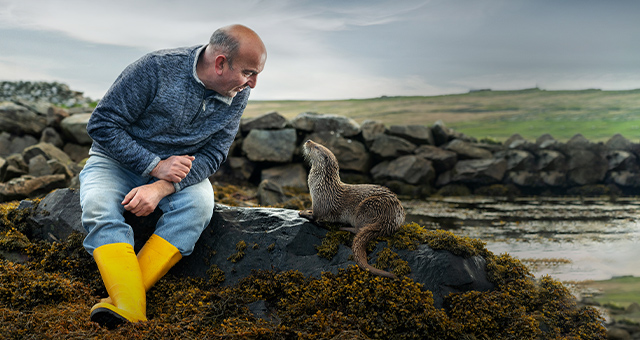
top-left (247, 74), bottom-right (258, 88)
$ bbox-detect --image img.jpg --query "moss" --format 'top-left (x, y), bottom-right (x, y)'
top-left (374, 247), bottom-right (411, 277)
top-left (0, 193), bottom-right (606, 339)
top-left (227, 240), bottom-right (247, 263)
top-left (315, 229), bottom-right (351, 260)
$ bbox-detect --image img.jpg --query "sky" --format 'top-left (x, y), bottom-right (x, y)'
top-left (1, 0), bottom-right (639, 101)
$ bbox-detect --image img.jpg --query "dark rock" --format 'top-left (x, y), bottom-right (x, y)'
top-left (607, 327), bottom-right (631, 340)
top-left (257, 179), bottom-right (288, 206)
top-left (371, 155), bottom-right (435, 185)
top-left (540, 171), bottom-right (566, 187)
top-left (46, 106), bottom-right (70, 129)
top-left (290, 112), bottom-right (360, 137)
top-left (451, 158), bottom-right (508, 185)
top-left (0, 132), bottom-right (38, 158)
top-left (28, 154), bottom-right (53, 177)
top-left (60, 113), bottom-right (92, 145)
top-left (537, 150), bottom-right (567, 172)
top-left (369, 134), bottom-right (416, 159)
top-left (431, 120), bottom-right (476, 146)
top-left (536, 133), bottom-right (558, 149)
top-left (0, 174), bottom-right (67, 202)
top-left (502, 149), bottom-right (536, 171)
top-left (606, 134), bottom-right (633, 151)
top-left (360, 120), bottom-right (387, 144)
top-left (388, 125), bottom-right (435, 145)
top-left (506, 171), bottom-right (544, 187)
top-left (0, 102), bottom-right (47, 136)
top-left (0, 157), bottom-right (6, 182)
top-left (260, 163), bottom-right (308, 191)
top-left (39, 127), bottom-right (64, 148)
top-left (444, 139), bottom-right (492, 160)
top-left (566, 149), bottom-right (608, 185)
top-left (566, 134), bottom-right (591, 149)
top-left (607, 150), bottom-right (637, 171)
top-left (22, 142), bottom-right (73, 166)
top-left (242, 129), bottom-right (297, 162)
top-left (608, 171), bottom-right (640, 187)
top-left (241, 111), bottom-right (287, 132)
top-left (414, 145), bottom-right (457, 173)
top-left (29, 188), bottom-right (495, 309)
top-left (63, 143), bottom-right (90, 163)
top-left (210, 157), bottom-right (256, 184)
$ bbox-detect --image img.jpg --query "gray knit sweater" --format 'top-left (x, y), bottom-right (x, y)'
top-left (87, 45), bottom-right (249, 192)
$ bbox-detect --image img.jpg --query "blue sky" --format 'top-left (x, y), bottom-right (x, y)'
top-left (1, 0), bottom-right (639, 100)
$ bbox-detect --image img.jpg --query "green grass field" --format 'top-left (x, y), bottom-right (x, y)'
top-left (245, 88), bottom-right (640, 142)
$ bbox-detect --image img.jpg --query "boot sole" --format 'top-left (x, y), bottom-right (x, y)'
top-left (90, 307), bottom-right (128, 329)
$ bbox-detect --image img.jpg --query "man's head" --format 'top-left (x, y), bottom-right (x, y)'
top-left (198, 24), bottom-right (267, 98)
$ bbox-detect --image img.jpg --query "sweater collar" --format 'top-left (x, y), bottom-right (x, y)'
top-left (192, 45), bottom-right (234, 106)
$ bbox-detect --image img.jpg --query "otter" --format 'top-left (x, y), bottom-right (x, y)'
top-left (299, 140), bottom-right (406, 278)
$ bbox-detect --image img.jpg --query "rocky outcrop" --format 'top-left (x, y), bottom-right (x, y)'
top-left (26, 188), bottom-right (493, 309)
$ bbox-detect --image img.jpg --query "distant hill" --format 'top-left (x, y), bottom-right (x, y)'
top-left (245, 88), bottom-right (640, 142)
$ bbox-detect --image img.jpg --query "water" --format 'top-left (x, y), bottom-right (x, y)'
top-left (404, 197), bottom-right (640, 282)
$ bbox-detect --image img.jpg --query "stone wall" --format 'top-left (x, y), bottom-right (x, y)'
top-left (2, 93), bottom-right (639, 202)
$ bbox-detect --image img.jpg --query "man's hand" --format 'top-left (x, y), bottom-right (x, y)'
top-left (151, 155), bottom-right (195, 183)
top-left (122, 180), bottom-right (175, 217)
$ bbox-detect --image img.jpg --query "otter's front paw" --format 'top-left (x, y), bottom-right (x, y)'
top-left (299, 209), bottom-right (314, 220)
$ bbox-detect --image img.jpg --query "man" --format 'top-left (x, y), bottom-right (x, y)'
top-left (79, 24), bottom-right (266, 328)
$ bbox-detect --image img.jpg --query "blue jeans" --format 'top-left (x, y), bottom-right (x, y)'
top-left (79, 155), bottom-right (214, 256)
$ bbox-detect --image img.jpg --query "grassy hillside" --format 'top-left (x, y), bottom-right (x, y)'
top-left (245, 88), bottom-right (640, 142)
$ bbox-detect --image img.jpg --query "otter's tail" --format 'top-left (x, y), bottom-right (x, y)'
top-left (351, 224), bottom-right (397, 279)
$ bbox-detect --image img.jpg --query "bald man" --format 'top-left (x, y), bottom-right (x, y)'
top-left (79, 25), bottom-right (266, 328)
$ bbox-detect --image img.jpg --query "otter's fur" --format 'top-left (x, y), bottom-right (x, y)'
top-left (300, 140), bottom-right (405, 278)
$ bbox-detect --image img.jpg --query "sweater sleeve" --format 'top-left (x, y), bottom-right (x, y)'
top-left (86, 54), bottom-right (162, 176)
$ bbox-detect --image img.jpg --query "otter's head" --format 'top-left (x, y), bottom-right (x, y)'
top-left (303, 140), bottom-right (340, 172)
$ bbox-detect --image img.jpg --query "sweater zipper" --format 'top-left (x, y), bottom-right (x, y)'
top-left (190, 91), bottom-right (207, 125)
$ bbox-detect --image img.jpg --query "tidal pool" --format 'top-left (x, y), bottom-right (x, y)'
top-left (404, 197), bottom-right (640, 282)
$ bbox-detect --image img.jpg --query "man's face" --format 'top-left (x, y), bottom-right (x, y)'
top-left (218, 46), bottom-right (266, 98)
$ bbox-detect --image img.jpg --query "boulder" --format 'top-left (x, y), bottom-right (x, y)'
top-left (27, 188), bottom-right (494, 309)
top-left (46, 105), bottom-right (70, 129)
top-left (0, 102), bottom-right (47, 136)
top-left (240, 111), bottom-right (287, 132)
top-left (607, 150), bottom-right (637, 171)
top-left (0, 132), bottom-right (38, 158)
top-left (606, 134), bottom-right (633, 151)
top-left (290, 112), bottom-right (360, 137)
top-left (566, 149), bottom-right (608, 185)
top-left (450, 158), bottom-right (508, 185)
top-left (306, 132), bottom-right (371, 173)
top-left (536, 133), bottom-right (558, 149)
top-left (260, 163), bottom-right (308, 191)
top-left (369, 134), bottom-right (416, 159)
top-left (242, 129), bottom-right (297, 163)
top-left (60, 113), bottom-right (92, 145)
top-left (444, 139), bottom-right (493, 160)
top-left (63, 143), bottom-right (90, 163)
top-left (506, 171), bottom-right (544, 187)
top-left (39, 127), bottom-right (64, 149)
top-left (360, 120), bottom-right (387, 144)
top-left (388, 125), bottom-right (435, 145)
top-left (371, 155), bottom-right (435, 185)
top-left (414, 145), bottom-right (457, 173)
top-left (0, 174), bottom-right (67, 202)
top-left (502, 149), bottom-right (536, 171)
top-left (431, 120), bottom-right (476, 146)
top-left (540, 171), bottom-right (566, 187)
top-left (257, 179), bottom-right (289, 206)
top-left (210, 157), bottom-right (256, 184)
top-left (22, 142), bottom-right (73, 166)
top-left (608, 171), bottom-right (640, 187)
top-left (537, 150), bottom-right (567, 172)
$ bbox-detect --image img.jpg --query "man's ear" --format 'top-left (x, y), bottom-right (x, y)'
top-left (214, 55), bottom-right (227, 75)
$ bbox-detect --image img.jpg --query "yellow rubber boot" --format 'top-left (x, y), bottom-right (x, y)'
top-left (90, 243), bottom-right (147, 328)
top-left (101, 234), bottom-right (182, 305)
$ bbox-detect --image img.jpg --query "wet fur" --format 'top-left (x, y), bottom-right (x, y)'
top-left (300, 140), bottom-right (405, 278)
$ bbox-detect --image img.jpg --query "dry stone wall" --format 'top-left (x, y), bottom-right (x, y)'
top-left (2, 88), bottom-right (640, 202)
